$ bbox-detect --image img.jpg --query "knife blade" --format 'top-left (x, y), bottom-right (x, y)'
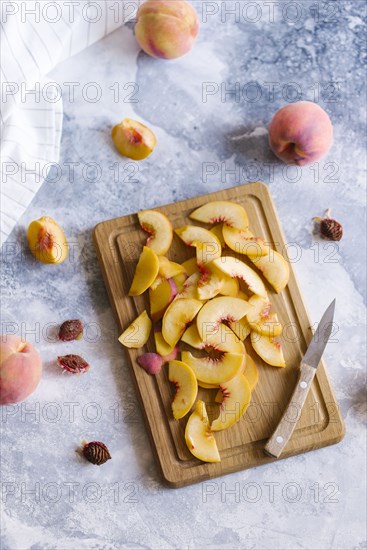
top-left (264, 299), bottom-right (336, 458)
top-left (302, 299), bottom-right (336, 368)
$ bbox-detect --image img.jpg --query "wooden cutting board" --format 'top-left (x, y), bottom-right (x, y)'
top-left (93, 182), bottom-right (345, 487)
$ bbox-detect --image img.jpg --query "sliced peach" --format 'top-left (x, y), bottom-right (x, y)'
top-left (168, 360), bottom-right (198, 419)
top-left (172, 272), bottom-right (187, 293)
top-left (112, 118), bottom-right (156, 160)
top-left (211, 256), bottom-right (267, 298)
top-left (196, 263), bottom-right (238, 300)
top-left (250, 250), bottom-right (290, 293)
top-left (175, 273), bottom-right (201, 300)
top-left (181, 324), bottom-right (203, 349)
top-left (208, 324), bottom-right (245, 354)
top-left (185, 401), bottom-right (221, 463)
top-left (228, 317), bottom-right (251, 341)
top-left (196, 266), bottom-right (224, 300)
top-left (219, 276), bottom-right (239, 297)
top-left (250, 332), bottom-right (286, 367)
top-left (211, 373), bottom-right (251, 431)
top-left (154, 331), bottom-right (175, 357)
top-left (181, 257), bottom-right (199, 276)
top-left (138, 210), bottom-right (173, 255)
top-left (149, 278), bottom-right (177, 322)
top-left (198, 381), bottom-right (219, 389)
top-left (196, 296), bottom-right (252, 342)
top-left (27, 216), bottom-right (68, 264)
top-left (150, 275), bottom-right (164, 291)
top-left (222, 225), bottom-right (268, 259)
top-left (190, 201), bottom-right (249, 230)
top-left (243, 354), bottom-right (259, 390)
top-left (129, 246), bottom-right (160, 296)
top-left (175, 225), bottom-right (221, 265)
top-left (247, 295), bottom-right (282, 338)
top-left (182, 323), bottom-right (244, 354)
top-left (210, 224), bottom-right (226, 248)
top-left (162, 298), bottom-right (202, 347)
top-left (158, 256), bottom-right (186, 278)
top-left (118, 310), bottom-right (152, 348)
top-left (181, 350), bottom-right (244, 385)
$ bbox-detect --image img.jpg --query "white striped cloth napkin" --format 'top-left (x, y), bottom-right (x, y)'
top-left (0, 0), bottom-right (138, 245)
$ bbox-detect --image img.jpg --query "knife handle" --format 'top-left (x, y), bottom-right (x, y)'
top-left (264, 363), bottom-right (317, 458)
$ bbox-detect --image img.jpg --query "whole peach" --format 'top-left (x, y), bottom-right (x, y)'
top-left (268, 101), bottom-right (333, 166)
top-left (135, 0), bottom-right (199, 59)
top-left (0, 336), bottom-right (42, 405)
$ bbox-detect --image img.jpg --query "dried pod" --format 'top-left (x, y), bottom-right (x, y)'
top-left (57, 354), bottom-right (89, 374)
top-left (313, 209), bottom-right (343, 241)
top-left (59, 319), bottom-right (83, 341)
top-left (82, 441), bottom-right (111, 465)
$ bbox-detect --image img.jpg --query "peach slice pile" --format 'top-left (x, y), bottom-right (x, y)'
top-left (118, 200), bottom-right (290, 462)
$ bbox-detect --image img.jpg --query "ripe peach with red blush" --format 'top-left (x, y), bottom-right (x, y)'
top-left (268, 101), bottom-right (333, 166)
top-left (0, 336), bottom-right (42, 404)
top-left (134, 0), bottom-right (199, 60)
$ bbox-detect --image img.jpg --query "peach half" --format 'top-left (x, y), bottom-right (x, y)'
top-left (27, 216), bottom-right (68, 264)
top-left (112, 118), bottom-right (156, 160)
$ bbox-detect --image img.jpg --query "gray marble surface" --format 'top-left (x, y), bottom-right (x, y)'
top-left (1, 2), bottom-right (366, 549)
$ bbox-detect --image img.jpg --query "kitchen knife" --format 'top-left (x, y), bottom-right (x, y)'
top-left (264, 299), bottom-right (336, 458)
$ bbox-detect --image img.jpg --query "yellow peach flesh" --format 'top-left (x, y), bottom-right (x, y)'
top-left (27, 216), bottom-right (68, 264)
top-left (112, 118), bottom-right (156, 160)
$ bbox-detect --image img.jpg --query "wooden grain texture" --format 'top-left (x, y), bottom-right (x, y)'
top-left (93, 182), bottom-right (345, 488)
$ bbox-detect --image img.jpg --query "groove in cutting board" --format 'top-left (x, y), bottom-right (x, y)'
top-left (94, 182), bottom-right (345, 487)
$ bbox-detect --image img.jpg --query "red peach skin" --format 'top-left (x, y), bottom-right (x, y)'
top-left (135, 0), bottom-right (199, 59)
top-left (268, 101), bottom-right (333, 166)
top-left (0, 336), bottom-right (42, 404)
